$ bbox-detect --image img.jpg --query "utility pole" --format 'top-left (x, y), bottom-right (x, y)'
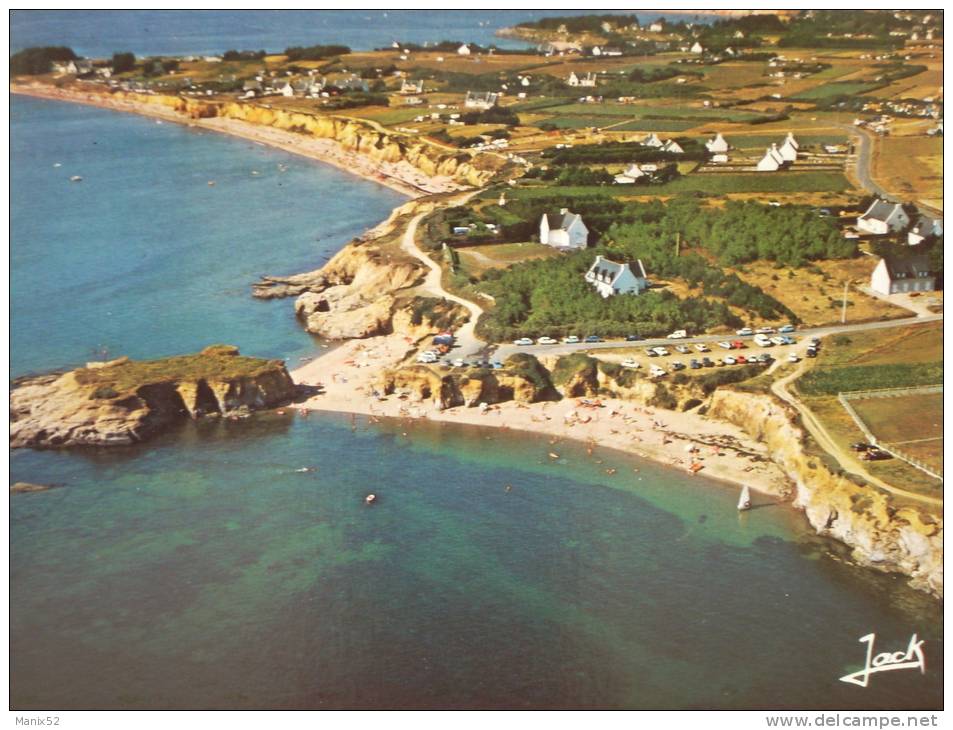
top-left (841, 281), bottom-right (849, 324)
top-left (675, 231), bottom-right (681, 258)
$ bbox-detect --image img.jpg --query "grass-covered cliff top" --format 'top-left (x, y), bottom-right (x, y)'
top-left (73, 345), bottom-right (285, 394)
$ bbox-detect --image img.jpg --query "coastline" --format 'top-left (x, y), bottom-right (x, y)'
top-left (11, 83), bottom-right (459, 199)
top-left (289, 334), bottom-right (792, 500)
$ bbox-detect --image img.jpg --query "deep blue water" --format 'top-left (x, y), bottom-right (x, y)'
top-left (9, 86), bottom-right (943, 711)
top-left (10, 9), bottom-right (712, 57)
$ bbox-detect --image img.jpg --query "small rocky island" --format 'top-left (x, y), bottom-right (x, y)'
top-left (10, 345), bottom-right (296, 448)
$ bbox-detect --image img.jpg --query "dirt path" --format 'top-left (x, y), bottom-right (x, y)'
top-left (770, 354), bottom-right (942, 508)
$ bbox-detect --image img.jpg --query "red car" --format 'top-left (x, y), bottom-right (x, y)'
top-left (736, 355), bottom-right (748, 364)
top-left (731, 340), bottom-right (746, 349)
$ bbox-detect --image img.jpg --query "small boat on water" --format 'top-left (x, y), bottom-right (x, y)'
top-left (69, 175), bottom-right (83, 182)
top-left (365, 494), bottom-right (377, 505)
top-left (737, 486), bottom-right (752, 511)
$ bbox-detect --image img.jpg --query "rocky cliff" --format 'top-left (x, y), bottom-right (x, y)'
top-left (708, 389), bottom-right (943, 597)
top-left (10, 346), bottom-right (296, 448)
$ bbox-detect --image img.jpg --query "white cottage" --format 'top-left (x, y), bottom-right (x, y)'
top-left (857, 199), bottom-right (910, 235)
top-left (662, 139), bottom-right (684, 154)
top-left (457, 44), bottom-right (471, 56)
top-left (585, 255), bottom-right (649, 297)
top-left (539, 209), bottom-right (589, 249)
top-left (778, 132), bottom-right (799, 162)
top-left (642, 133), bottom-right (664, 148)
top-left (464, 91), bottom-right (499, 109)
top-left (613, 164), bottom-right (648, 185)
top-left (756, 144), bottom-right (787, 171)
top-left (691, 42), bottom-right (705, 54)
top-left (705, 132), bottom-right (729, 154)
top-left (567, 71), bottom-right (597, 87)
top-left (908, 216), bottom-right (943, 245)
top-left (870, 253), bottom-right (936, 295)
top-left (400, 79), bottom-right (424, 94)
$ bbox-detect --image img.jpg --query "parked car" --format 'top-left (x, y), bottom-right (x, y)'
top-left (714, 358), bottom-right (726, 366)
top-left (513, 337), bottom-right (533, 346)
top-left (779, 324), bottom-right (796, 334)
top-left (806, 348), bottom-right (817, 358)
top-left (753, 334), bottom-right (772, 348)
top-left (780, 336), bottom-right (796, 345)
top-left (537, 336), bottom-right (557, 345)
top-left (645, 348), bottom-right (658, 357)
top-left (690, 359), bottom-right (701, 370)
top-left (584, 335), bottom-right (603, 343)
top-left (755, 326), bottom-right (776, 335)
top-left (652, 347), bottom-right (670, 357)
top-left (862, 448), bottom-right (892, 461)
top-left (788, 352), bottom-right (800, 363)
top-left (649, 365), bottom-right (667, 378)
top-left (491, 361), bottom-right (503, 369)
top-left (694, 343), bottom-right (710, 352)
top-left (736, 327), bottom-right (754, 336)
top-left (452, 359), bottom-right (465, 368)
top-left (731, 340), bottom-right (746, 349)
top-left (674, 345), bottom-right (690, 354)
top-left (702, 357), bottom-right (714, 367)
top-left (667, 329), bottom-right (687, 339)
top-left (625, 334), bottom-right (643, 342)
top-left (717, 341), bottom-right (733, 350)
top-left (770, 336), bottom-right (786, 346)
top-left (562, 335), bottom-right (580, 344)
top-left (671, 361), bottom-right (686, 371)
top-left (621, 358), bottom-right (640, 369)
top-left (810, 337), bottom-right (821, 346)
top-left (736, 355), bottom-right (748, 364)
top-left (851, 442), bottom-right (872, 452)
top-left (758, 353), bottom-right (772, 363)
top-left (724, 356), bottom-right (737, 365)
top-left (417, 353), bottom-right (437, 364)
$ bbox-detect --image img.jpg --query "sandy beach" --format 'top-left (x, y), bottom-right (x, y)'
top-left (290, 335), bottom-right (793, 499)
top-left (11, 82), bottom-right (465, 198)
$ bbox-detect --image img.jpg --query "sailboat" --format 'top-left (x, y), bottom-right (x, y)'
top-left (737, 486), bottom-right (752, 511)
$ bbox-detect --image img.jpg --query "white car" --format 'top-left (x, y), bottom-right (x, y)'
top-left (674, 345), bottom-right (690, 354)
top-left (755, 326), bottom-right (776, 334)
top-left (417, 354), bottom-right (437, 364)
top-left (650, 365), bottom-right (667, 378)
top-left (513, 337), bottom-right (534, 346)
top-left (788, 352), bottom-right (800, 363)
top-left (452, 359), bottom-right (465, 368)
top-left (562, 335), bottom-right (580, 344)
top-left (736, 327), bottom-right (754, 336)
top-left (537, 336), bottom-right (558, 345)
top-left (621, 358), bottom-right (640, 369)
top-left (694, 343), bottom-right (710, 352)
top-left (770, 336), bottom-right (786, 346)
top-left (723, 356), bottom-right (737, 365)
top-left (754, 334), bottom-right (773, 347)
top-left (667, 330), bottom-right (687, 339)
top-left (652, 347), bottom-right (670, 357)
top-left (717, 341), bottom-right (733, 350)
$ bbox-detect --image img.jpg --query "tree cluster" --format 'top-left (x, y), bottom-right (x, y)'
top-left (11, 46), bottom-right (77, 75)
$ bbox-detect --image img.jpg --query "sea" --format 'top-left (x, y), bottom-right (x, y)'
top-left (10, 13), bottom-right (943, 711)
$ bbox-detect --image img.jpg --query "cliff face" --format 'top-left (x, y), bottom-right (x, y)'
top-left (10, 347), bottom-right (296, 449)
top-left (376, 364), bottom-right (549, 410)
top-left (708, 389), bottom-right (943, 597)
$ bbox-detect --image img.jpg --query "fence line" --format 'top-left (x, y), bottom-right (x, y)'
top-left (837, 386), bottom-right (943, 481)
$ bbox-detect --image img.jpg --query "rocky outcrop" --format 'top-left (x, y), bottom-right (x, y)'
top-left (10, 346), bottom-right (296, 449)
top-left (708, 389), bottom-right (943, 597)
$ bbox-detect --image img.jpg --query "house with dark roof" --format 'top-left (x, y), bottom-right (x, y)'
top-left (908, 216), bottom-right (943, 245)
top-left (539, 209), bottom-right (589, 249)
top-left (870, 253), bottom-right (936, 295)
top-left (857, 199), bottom-right (910, 235)
top-left (585, 255), bottom-right (649, 297)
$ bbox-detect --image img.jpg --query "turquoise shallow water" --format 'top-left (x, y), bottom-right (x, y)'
top-left (10, 96), bottom-right (942, 710)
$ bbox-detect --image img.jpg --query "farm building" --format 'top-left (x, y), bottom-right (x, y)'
top-left (567, 71), bottom-right (597, 87)
top-left (464, 91), bottom-right (499, 109)
top-left (908, 216), bottom-right (943, 245)
top-left (400, 79), bottom-right (424, 94)
top-left (614, 164), bottom-right (648, 184)
top-left (662, 139), bottom-right (684, 154)
top-left (539, 209), bottom-right (589, 249)
top-left (778, 132), bottom-right (799, 162)
top-left (585, 256), bottom-right (649, 297)
top-left (857, 199), bottom-right (910, 235)
top-left (642, 133), bottom-right (664, 148)
top-left (705, 133), bottom-right (729, 153)
top-left (870, 253), bottom-right (936, 295)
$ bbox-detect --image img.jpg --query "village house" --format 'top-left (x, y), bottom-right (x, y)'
top-left (690, 41), bottom-right (705, 54)
top-left (567, 71), bottom-right (597, 88)
top-left (649, 22), bottom-right (664, 33)
top-left (585, 255), bottom-right (649, 297)
top-left (642, 133), bottom-right (664, 148)
top-left (613, 164), bottom-right (648, 185)
top-left (400, 78), bottom-right (424, 94)
top-left (661, 139), bottom-right (684, 154)
top-left (66, 59), bottom-right (94, 75)
top-left (457, 44), bottom-right (471, 56)
top-left (857, 199), bottom-right (910, 235)
top-left (907, 216), bottom-right (943, 245)
top-left (464, 91), bottom-right (499, 109)
top-left (756, 143), bottom-right (787, 172)
top-left (705, 133), bottom-right (729, 154)
top-left (778, 132), bottom-right (799, 162)
top-left (539, 209), bottom-right (589, 249)
top-left (870, 253), bottom-right (936, 295)
top-left (242, 79), bottom-right (262, 98)
top-left (592, 45), bottom-right (623, 57)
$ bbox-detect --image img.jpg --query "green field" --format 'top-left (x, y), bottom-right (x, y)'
top-left (728, 134), bottom-right (848, 150)
top-left (609, 119), bottom-right (700, 132)
top-left (798, 362), bottom-right (943, 396)
top-left (847, 390), bottom-right (943, 476)
top-left (790, 82), bottom-right (878, 100)
top-left (648, 171), bottom-right (851, 195)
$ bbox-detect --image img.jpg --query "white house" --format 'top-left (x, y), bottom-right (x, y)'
top-left (691, 42), bottom-right (705, 54)
top-left (907, 216), bottom-right (943, 245)
top-left (756, 144), bottom-right (787, 171)
top-left (613, 164), bottom-right (647, 185)
top-left (705, 132), bottom-right (729, 153)
top-left (778, 132), bottom-right (799, 162)
top-left (275, 81), bottom-right (294, 97)
top-left (857, 199), bottom-right (910, 235)
top-left (400, 79), bottom-right (424, 94)
top-left (662, 139), bottom-right (684, 154)
top-left (464, 91), bottom-right (499, 109)
top-left (870, 253), bottom-right (936, 295)
top-left (642, 133), bottom-right (664, 148)
top-left (585, 255), bottom-right (649, 297)
top-left (457, 44), bottom-right (471, 56)
top-left (592, 46), bottom-right (623, 57)
top-left (66, 59), bottom-right (94, 75)
top-left (567, 71), bottom-right (597, 87)
top-left (649, 22), bottom-right (664, 33)
top-left (539, 209), bottom-right (589, 249)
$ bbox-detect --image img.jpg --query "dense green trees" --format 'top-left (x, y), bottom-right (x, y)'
top-left (111, 52), bottom-right (136, 73)
top-left (11, 46), bottom-right (76, 75)
top-left (283, 44), bottom-right (351, 61)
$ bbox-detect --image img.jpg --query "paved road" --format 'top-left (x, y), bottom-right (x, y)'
top-left (770, 352), bottom-right (942, 508)
top-left (400, 195), bottom-right (486, 359)
top-left (840, 123), bottom-right (890, 200)
top-left (490, 313), bottom-right (943, 362)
